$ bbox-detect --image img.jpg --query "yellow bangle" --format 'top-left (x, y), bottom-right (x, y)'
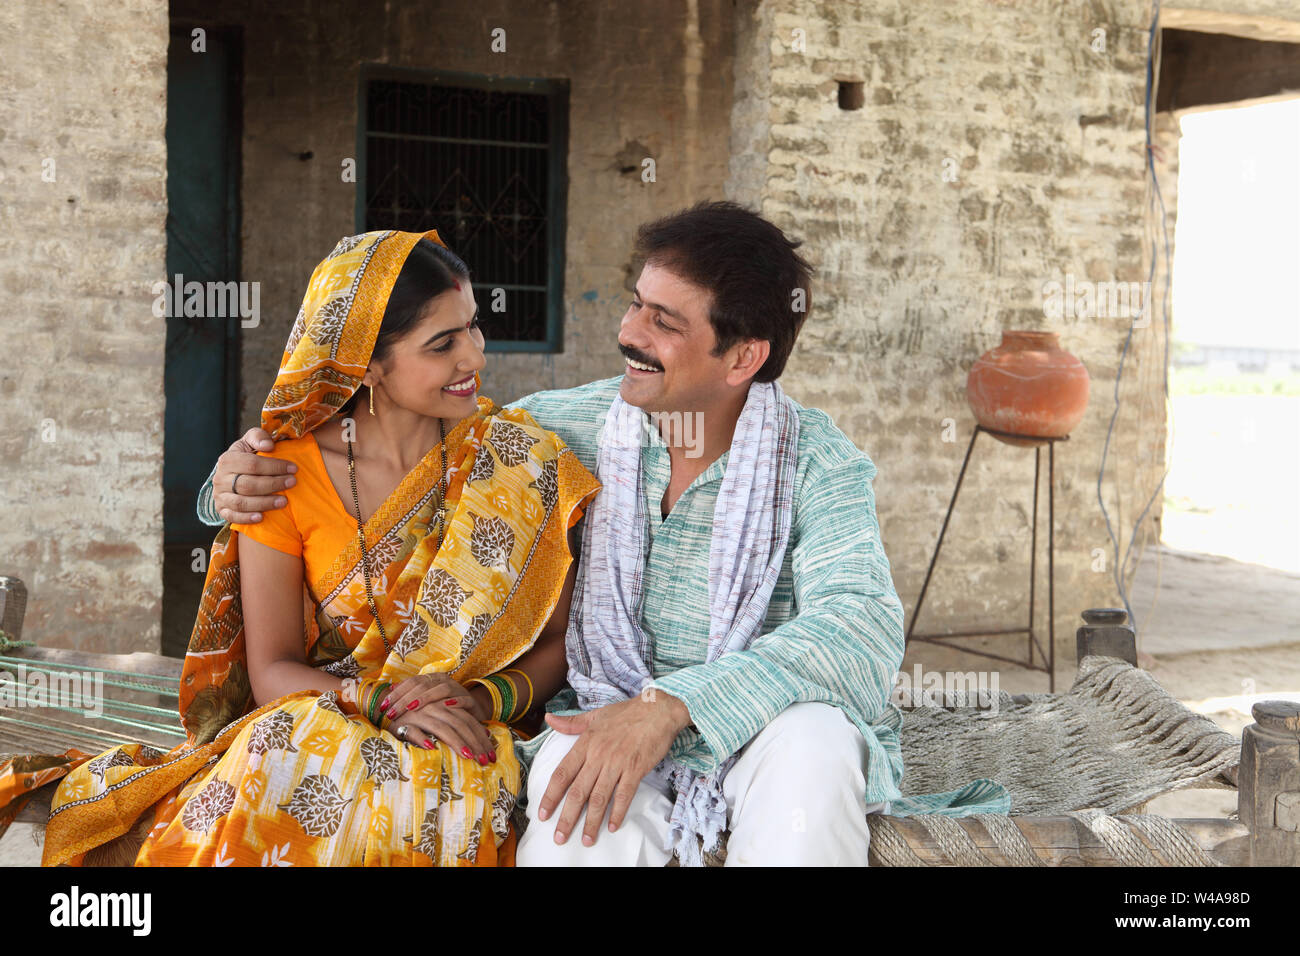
top-left (470, 677), bottom-right (504, 721)
top-left (358, 679), bottom-right (392, 729)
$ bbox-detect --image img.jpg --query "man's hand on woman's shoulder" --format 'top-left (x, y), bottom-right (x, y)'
top-left (214, 427), bottom-right (296, 524)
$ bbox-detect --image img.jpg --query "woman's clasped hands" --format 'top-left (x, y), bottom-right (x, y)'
top-left (381, 673), bottom-right (498, 765)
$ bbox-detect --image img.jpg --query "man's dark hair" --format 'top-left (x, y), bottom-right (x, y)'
top-left (633, 201), bottom-right (813, 383)
top-left (340, 238), bottom-right (471, 416)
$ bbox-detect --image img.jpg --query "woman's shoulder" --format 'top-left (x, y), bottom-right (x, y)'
top-left (477, 404), bottom-right (600, 501)
top-left (262, 432), bottom-right (328, 470)
top-left (483, 404), bottom-right (570, 454)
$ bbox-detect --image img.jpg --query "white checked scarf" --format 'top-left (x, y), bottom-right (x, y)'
top-left (565, 381), bottom-right (801, 866)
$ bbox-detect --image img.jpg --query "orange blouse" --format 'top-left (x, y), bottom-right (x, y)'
top-left (231, 434), bottom-right (356, 588)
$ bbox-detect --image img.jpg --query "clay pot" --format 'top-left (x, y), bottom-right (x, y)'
top-left (966, 331), bottom-right (1090, 447)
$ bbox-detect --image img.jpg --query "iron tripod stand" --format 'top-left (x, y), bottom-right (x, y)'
top-left (905, 424), bottom-right (1069, 692)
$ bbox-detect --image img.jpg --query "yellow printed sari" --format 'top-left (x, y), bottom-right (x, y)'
top-left (41, 229), bottom-right (600, 866)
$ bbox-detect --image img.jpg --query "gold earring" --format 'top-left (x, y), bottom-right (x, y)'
top-left (369, 385), bottom-right (375, 416)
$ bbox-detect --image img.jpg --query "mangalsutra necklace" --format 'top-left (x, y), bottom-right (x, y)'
top-left (347, 416), bottom-right (448, 654)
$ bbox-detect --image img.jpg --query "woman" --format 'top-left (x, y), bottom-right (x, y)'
top-left (40, 229), bottom-right (599, 866)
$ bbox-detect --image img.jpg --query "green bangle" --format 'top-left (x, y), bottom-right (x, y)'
top-left (499, 676), bottom-right (514, 723)
top-left (368, 681), bottom-right (390, 726)
top-left (489, 674), bottom-right (514, 722)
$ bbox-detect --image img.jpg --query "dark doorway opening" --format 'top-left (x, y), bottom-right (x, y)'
top-left (161, 23), bottom-right (243, 656)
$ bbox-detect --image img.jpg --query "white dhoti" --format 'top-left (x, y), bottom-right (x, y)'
top-left (516, 702), bottom-right (889, 866)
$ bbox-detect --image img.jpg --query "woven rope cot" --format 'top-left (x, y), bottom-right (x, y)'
top-left (3, 600), bottom-right (1298, 867)
top-left (899, 656), bottom-right (1240, 815)
top-left (860, 655), bottom-right (1245, 867)
top-left (687, 655), bottom-right (1251, 867)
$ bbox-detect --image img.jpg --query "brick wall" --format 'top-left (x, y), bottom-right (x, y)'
top-left (0, 0), bottom-right (168, 652)
top-left (5, 0), bottom-right (1253, 665)
top-left (727, 0), bottom-right (1169, 672)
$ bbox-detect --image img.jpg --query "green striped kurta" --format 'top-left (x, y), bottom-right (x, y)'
top-left (505, 377), bottom-right (1010, 816)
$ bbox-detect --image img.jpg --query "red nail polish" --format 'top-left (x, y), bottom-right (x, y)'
top-left (424, 738), bottom-right (435, 749)
top-left (461, 746), bottom-right (472, 759)
top-left (380, 697), bottom-right (391, 710)
top-left (407, 700), bottom-right (420, 710)
top-left (385, 707), bottom-right (397, 719)
top-left (445, 698), bottom-right (458, 706)
top-left (477, 754), bottom-right (488, 765)
top-left (488, 750), bottom-right (497, 762)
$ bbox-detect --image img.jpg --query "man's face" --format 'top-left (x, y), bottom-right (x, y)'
top-left (617, 262), bottom-right (731, 413)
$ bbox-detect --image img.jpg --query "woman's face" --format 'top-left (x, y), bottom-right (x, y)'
top-left (368, 280), bottom-right (486, 420)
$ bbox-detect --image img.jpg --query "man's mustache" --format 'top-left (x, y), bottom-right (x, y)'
top-left (619, 344), bottom-right (663, 372)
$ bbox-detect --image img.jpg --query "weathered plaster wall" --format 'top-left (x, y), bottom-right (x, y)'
top-left (0, 0), bottom-right (168, 652)
top-left (3, 0), bottom-right (1202, 669)
top-left (727, 0), bottom-right (1170, 676)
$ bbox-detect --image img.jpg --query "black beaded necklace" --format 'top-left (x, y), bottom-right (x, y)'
top-left (346, 416), bottom-right (448, 655)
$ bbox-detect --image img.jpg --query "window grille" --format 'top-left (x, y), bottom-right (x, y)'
top-left (359, 68), bottom-right (568, 351)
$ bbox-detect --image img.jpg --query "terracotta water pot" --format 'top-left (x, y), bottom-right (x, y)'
top-left (966, 331), bottom-right (1090, 447)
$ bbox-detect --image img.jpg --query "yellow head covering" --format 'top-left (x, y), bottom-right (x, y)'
top-left (262, 228), bottom-right (451, 439)
top-left (180, 228), bottom-right (457, 740)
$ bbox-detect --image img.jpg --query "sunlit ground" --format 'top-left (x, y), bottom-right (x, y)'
top-left (1164, 99), bottom-right (1300, 573)
top-left (1161, 375), bottom-right (1300, 573)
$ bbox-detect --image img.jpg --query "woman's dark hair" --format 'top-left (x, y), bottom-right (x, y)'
top-left (339, 238), bottom-right (471, 416)
top-left (633, 201), bottom-right (814, 383)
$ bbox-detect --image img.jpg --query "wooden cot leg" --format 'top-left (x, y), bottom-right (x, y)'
top-left (1075, 607), bottom-right (1138, 669)
top-left (1239, 700), bottom-right (1300, 867)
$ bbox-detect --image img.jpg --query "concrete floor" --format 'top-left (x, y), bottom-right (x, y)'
top-left (4, 542), bottom-right (1297, 865)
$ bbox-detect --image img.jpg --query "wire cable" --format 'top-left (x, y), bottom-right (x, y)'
top-left (1095, 0), bottom-right (1175, 644)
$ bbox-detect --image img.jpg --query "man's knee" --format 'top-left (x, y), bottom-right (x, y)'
top-left (723, 703), bottom-right (872, 865)
top-left (746, 702), bottom-right (867, 774)
top-left (518, 801), bottom-right (665, 866)
top-left (726, 702), bottom-right (869, 819)
top-left (516, 732), bottom-right (673, 867)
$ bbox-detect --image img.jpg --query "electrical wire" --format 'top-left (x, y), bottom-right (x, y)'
top-left (1095, 0), bottom-right (1176, 644)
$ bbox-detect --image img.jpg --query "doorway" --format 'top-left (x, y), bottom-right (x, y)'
top-left (161, 23), bottom-right (242, 656)
top-left (1164, 97), bottom-right (1300, 574)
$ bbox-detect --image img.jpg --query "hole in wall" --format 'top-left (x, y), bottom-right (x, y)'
top-left (837, 79), bottom-right (865, 111)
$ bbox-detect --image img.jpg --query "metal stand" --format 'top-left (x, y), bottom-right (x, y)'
top-left (905, 425), bottom-right (1068, 691)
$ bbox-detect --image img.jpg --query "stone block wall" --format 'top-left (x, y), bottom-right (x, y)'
top-left (727, 0), bottom-right (1169, 673)
top-left (0, 0), bottom-right (168, 652)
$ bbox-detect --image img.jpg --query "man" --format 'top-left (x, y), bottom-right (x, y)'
top-left (201, 201), bottom-right (1008, 865)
